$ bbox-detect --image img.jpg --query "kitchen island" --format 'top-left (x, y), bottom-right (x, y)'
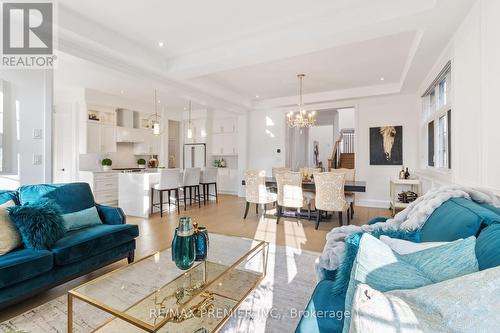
top-left (118, 172), bottom-right (160, 218)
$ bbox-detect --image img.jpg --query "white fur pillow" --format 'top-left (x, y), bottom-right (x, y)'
top-left (379, 235), bottom-right (451, 254)
top-left (0, 200), bottom-right (22, 255)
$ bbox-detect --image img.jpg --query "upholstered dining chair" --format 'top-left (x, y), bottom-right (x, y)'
top-left (243, 170), bottom-right (277, 219)
top-left (151, 168), bottom-right (181, 216)
top-left (314, 172), bottom-right (350, 229)
top-left (299, 167), bottom-right (321, 219)
top-left (200, 167), bottom-right (218, 204)
top-left (272, 167), bottom-right (291, 178)
top-left (330, 168), bottom-right (356, 218)
top-left (275, 171), bottom-right (304, 224)
top-left (179, 168), bottom-right (201, 210)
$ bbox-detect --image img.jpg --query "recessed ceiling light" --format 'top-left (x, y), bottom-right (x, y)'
top-left (380, 77), bottom-right (385, 81)
top-left (157, 100), bottom-right (161, 104)
top-left (120, 90), bottom-right (124, 94)
top-left (158, 41), bottom-right (164, 47)
top-left (184, 107), bottom-right (187, 110)
top-left (255, 95), bottom-right (260, 99)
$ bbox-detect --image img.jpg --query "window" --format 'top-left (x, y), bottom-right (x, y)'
top-left (0, 80), bottom-right (3, 172)
top-left (422, 62), bottom-right (451, 169)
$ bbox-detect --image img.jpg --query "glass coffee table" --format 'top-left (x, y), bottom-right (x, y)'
top-left (68, 234), bottom-right (268, 333)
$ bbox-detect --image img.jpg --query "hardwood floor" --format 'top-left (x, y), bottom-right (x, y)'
top-left (0, 194), bottom-right (389, 322)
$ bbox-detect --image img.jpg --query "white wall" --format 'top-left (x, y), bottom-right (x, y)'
top-left (417, 0), bottom-right (500, 193)
top-left (355, 94), bottom-right (419, 207)
top-left (338, 107), bottom-right (355, 130)
top-left (247, 108), bottom-right (286, 176)
top-left (0, 70), bottom-right (53, 189)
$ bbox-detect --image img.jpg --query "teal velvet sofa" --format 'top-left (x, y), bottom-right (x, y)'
top-left (295, 197), bottom-right (500, 333)
top-left (0, 183), bottom-right (139, 309)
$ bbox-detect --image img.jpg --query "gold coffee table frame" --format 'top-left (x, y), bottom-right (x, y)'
top-left (68, 239), bottom-right (268, 333)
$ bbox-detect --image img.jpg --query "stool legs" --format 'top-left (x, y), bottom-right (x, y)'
top-left (176, 189), bottom-right (180, 214)
top-left (159, 190), bottom-right (163, 218)
top-left (150, 188), bottom-right (154, 215)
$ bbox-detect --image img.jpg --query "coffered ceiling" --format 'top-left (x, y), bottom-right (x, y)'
top-left (55, 0), bottom-right (475, 112)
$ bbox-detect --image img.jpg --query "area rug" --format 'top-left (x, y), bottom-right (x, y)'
top-left (0, 234), bottom-right (319, 333)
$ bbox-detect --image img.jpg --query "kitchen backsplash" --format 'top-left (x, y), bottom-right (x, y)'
top-left (79, 143), bottom-right (150, 170)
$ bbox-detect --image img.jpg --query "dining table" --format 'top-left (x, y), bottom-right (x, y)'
top-left (241, 177), bottom-right (367, 223)
top-left (241, 177), bottom-right (367, 193)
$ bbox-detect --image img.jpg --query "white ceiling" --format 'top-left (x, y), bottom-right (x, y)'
top-left (201, 31), bottom-right (416, 99)
top-left (55, 0), bottom-right (476, 111)
top-left (54, 53), bottom-right (196, 112)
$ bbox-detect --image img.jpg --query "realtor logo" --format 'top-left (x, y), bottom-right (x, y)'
top-left (1, 2), bottom-right (55, 68)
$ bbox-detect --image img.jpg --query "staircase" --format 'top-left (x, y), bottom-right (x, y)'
top-left (328, 129), bottom-right (355, 169)
top-left (339, 152), bottom-right (355, 169)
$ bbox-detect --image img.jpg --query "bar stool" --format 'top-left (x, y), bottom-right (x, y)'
top-left (150, 168), bottom-right (181, 216)
top-left (200, 167), bottom-right (218, 204)
top-left (179, 168), bottom-right (201, 210)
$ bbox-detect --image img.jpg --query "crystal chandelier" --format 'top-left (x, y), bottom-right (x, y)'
top-left (287, 74), bottom-right (316, 128)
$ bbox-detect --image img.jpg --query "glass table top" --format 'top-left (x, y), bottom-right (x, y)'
top-left (70, 233), bottom-right (268, 333)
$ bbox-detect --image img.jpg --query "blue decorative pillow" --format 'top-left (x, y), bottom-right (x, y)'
top-left (342, 234), bottom-right (478, 333)
top-left (8, 199), bottom-right (65, 250)
top-left (61, 206), bottom-right (102, 232)
top-left (476, 223), bottom-right (500, 270)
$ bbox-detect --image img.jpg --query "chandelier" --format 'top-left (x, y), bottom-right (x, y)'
top-left (287, 74), bottom-right (316, 128)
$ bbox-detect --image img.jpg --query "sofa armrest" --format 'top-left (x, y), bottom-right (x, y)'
top-left (96, 205), bottom-right (126, 225)
top-left (367, 216), bottom-right (389, 225)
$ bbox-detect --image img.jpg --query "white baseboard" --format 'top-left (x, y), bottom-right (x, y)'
top-left (356, 199), bottom-right (391, 209)
top-left (218, 190), bottom-right (238, 196)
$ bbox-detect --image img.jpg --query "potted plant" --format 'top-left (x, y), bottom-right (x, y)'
top-left (137, 158), bottom-right (146, 169)
top-left (101, 158), bottom-right (112, 171)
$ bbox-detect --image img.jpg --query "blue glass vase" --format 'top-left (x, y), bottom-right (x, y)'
top-left (194, 223), bottom-right (209, 261)
top-left (171, 217), bottom-right (196, 270)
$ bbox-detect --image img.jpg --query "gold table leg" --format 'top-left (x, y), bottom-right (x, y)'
top-left (68, 293), bottom-right (73, 333)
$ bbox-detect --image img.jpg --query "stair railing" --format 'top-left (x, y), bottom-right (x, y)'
top-left (329, 129), bottom-right (355, 169)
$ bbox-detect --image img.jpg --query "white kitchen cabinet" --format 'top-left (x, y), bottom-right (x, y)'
top-left (213, 118), bottom-right (237, 134)
top-left (212, 132), bottom-right (238, 156)
top-left (133, 131), bottom-right (161, 155)
top-left (86, 122), bottom-right (101, 153)
top-left (101, 125), bottom-right (117, 153)
top-left (217, 168), bottom-right (238, 194)
top-left (79, 171), bottom-right (119, 206)
top-left (150, 135), bottom-right (161, 154)
top-left (82, 123), bottom-right (117, 154)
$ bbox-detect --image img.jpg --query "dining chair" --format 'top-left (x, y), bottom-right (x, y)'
top-left (299, 167), bottom-right (321, 219)
top-left (200, 167), bottom-right (218, 204)
top-left (243, 170), bottom-right (277, 219)
top-left (272, 167), bottom-right (291, 178)
top-left (330, 168), bottom-right (356, 218)
top-left (179, 168), bottom-right (201, 210)
top-left (150, 168), bottom-right (181, 216)
top-left (314, 172), bottom-right (350, 229)
top-left (275, 171), bottom-right (304, 224)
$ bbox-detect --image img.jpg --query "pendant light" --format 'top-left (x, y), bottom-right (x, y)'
top-left (187, 100), bottom-right (193, 139)
top-left (151, 89), bottom-right (161, 136)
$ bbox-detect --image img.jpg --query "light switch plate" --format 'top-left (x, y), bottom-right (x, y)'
top-left (32, 128), bottom-right (43, 139)
top-left (33, 154), bottom-right (42, 165)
